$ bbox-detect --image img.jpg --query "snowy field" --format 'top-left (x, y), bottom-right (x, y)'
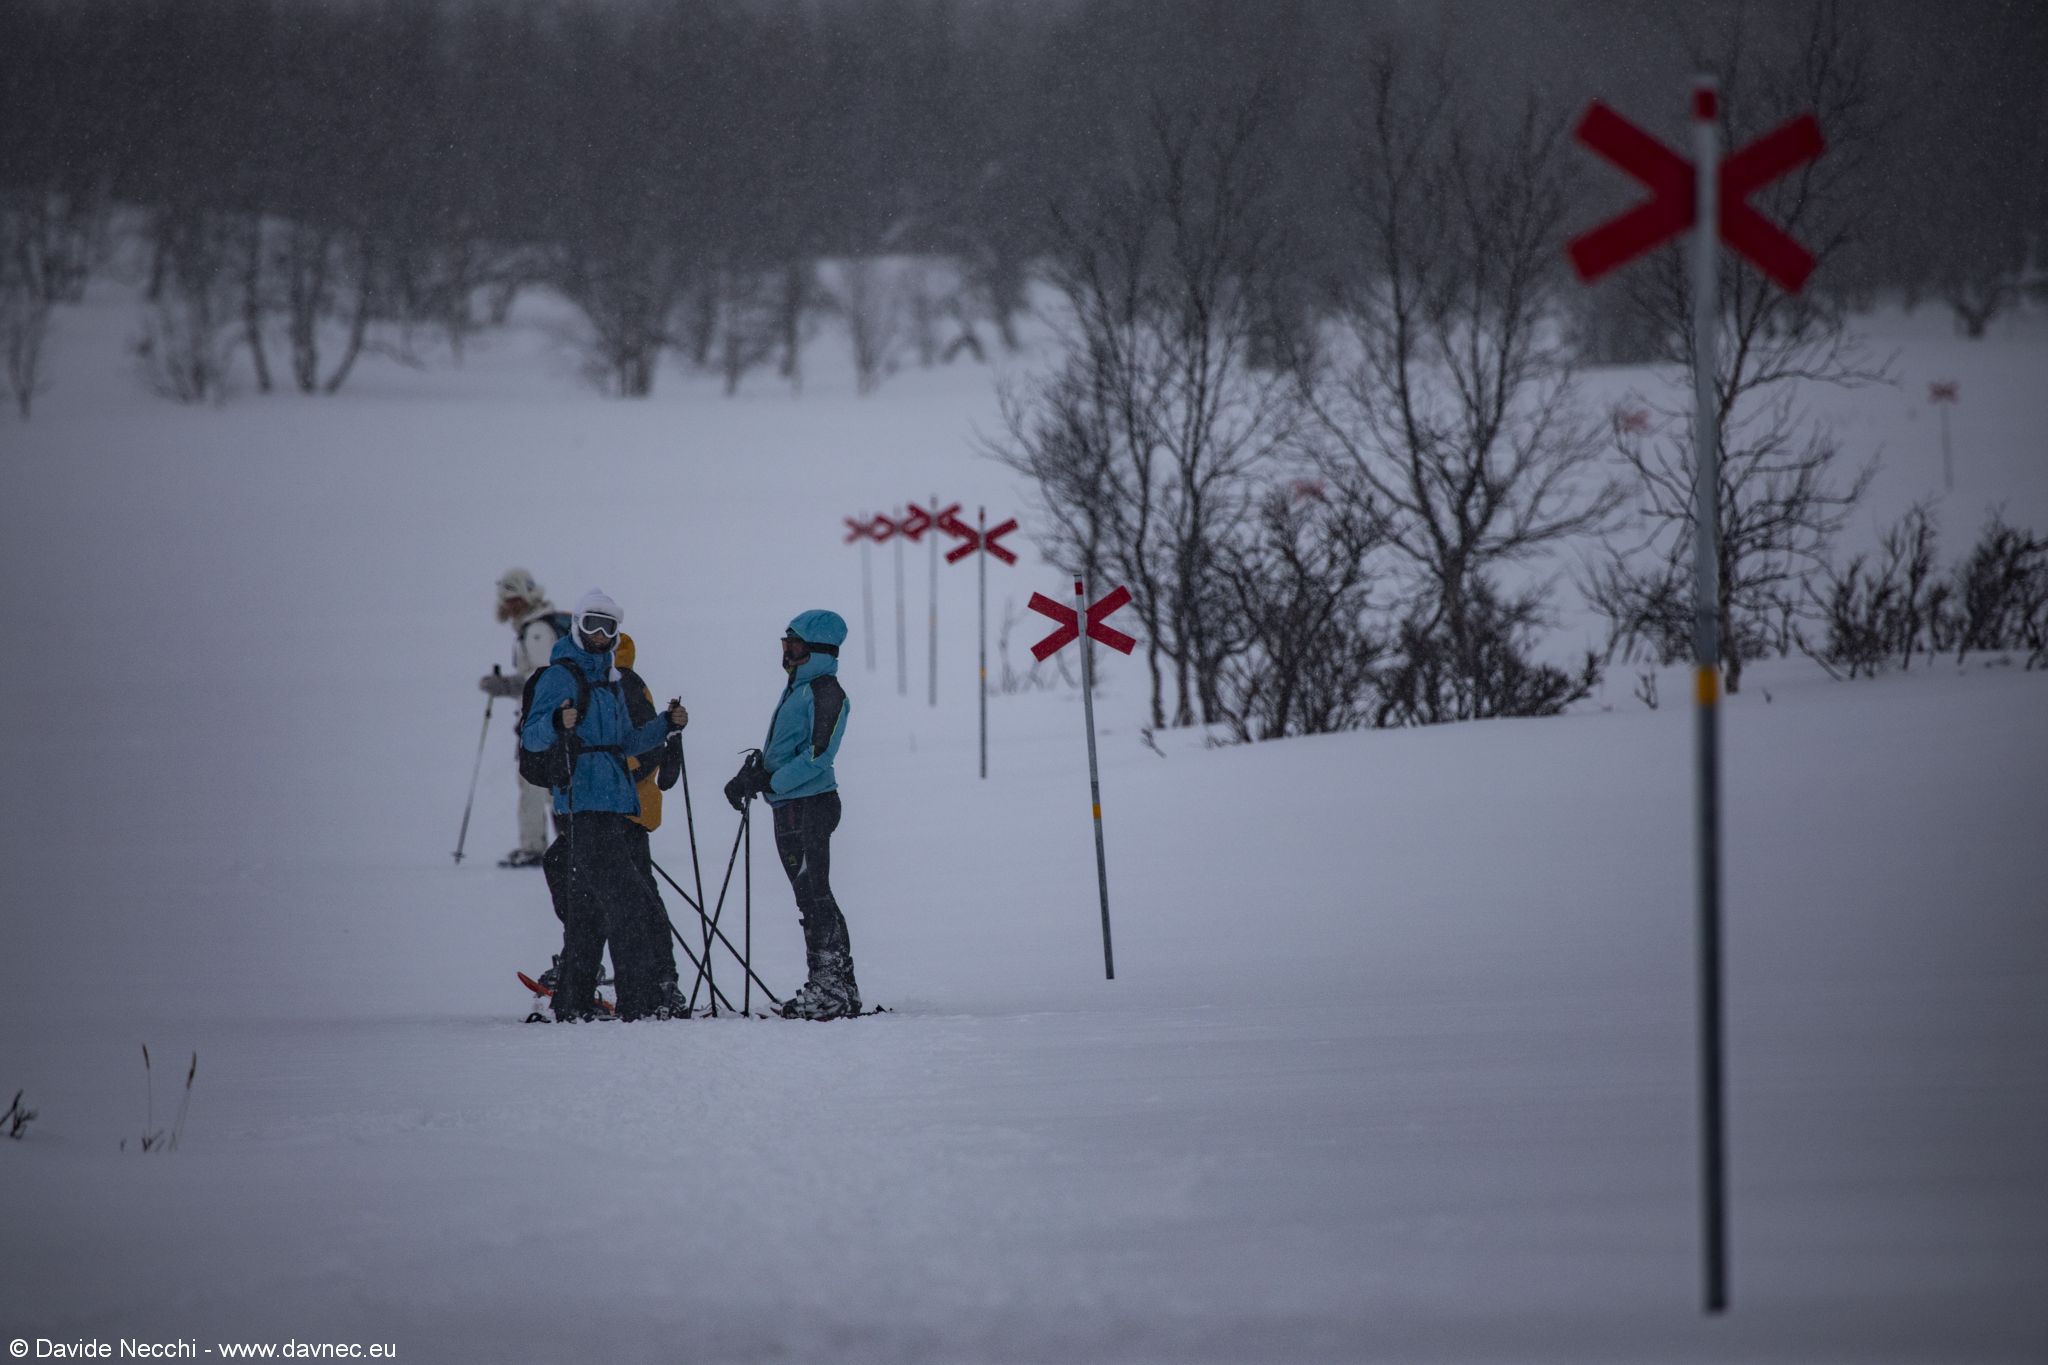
top-left (1, 282), bottom-right (2045, 1364)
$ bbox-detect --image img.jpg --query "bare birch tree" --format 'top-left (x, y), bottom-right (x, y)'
top-left (1294, 54), bottom-right (1621, 723)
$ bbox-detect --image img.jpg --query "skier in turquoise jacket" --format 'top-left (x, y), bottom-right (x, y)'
top-left (726, 609), bottom-right (860, 1018)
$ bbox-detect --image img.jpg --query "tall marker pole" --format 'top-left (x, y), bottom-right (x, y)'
top-left (928, 492), bottom-right (940, 707)
top-left (861, 523), bottom-right (876, 673)
top-left (1077, 577), bottom-right (1115, 980)
top-left (894, 514), bottom-right (907, 698)
top-left (987, 507), bottom-right (995, 777)
top-left (1690, 75), bottom-right (1729, 1317)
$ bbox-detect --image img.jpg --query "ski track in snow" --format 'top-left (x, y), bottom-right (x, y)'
top-left (0, 286), bottom-right (2044, 1363)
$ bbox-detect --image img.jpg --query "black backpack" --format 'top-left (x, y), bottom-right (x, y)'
top-left (613, 664), bottom-right (683, 793)
top-left (517, 661), bottom-right (624, 790)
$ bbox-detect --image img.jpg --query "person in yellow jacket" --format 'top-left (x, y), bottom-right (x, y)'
top-left (616, 633), bottom-right (690, 1012)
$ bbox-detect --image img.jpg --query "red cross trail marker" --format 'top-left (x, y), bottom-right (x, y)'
top-left (944, 511), bottom-right (1021, 776)
top-left (1930, 383), bottom-right (1959, 488)
top-left (907, 500), bottom-right (963, 707)
top-left (1027, 579), bottom-right (1136, 980)
top-left (1567, 77), bottom-right (1827, 1318)
top-left (844, 514), bottom-right (879, 671)
top-left (1027, 585), bottom-right (1136, 661)
top-left (1568, 98), bottom-right (1825, 292)
top-left (945, 516), bottom-right (1018, 565)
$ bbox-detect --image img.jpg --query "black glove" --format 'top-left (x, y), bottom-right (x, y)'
top-left (656, 733), bottom-right (682, 792)
top-left (723, 754), bottom-right (769, 811)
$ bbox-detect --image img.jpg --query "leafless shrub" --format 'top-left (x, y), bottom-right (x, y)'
top-left (1373, 576), bottom-right (1602, 727)
top-left (1214, 485), bottom-right (1387, 741)
top-left (3, 1089), bottom-right (36, 1140)
top-left (1802, 503), bottom-right (1940, 678)
top-left (1800, 507), bottom-right (2046, 677)
top-left (1950, 511), bottom-right (2048, 668)
top-left (125, 1045), bottom-right (198, 1154)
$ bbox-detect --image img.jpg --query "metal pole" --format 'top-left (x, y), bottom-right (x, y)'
top-left (928, 491), bottom-right (939, 708)
top-left (1940, 405), bottom-right (1954, 492)
top-left (861, 531), bottom-right (876, 672)
top-left (1690, 74), bottom-right (1729, 1317)
top-left (743, 798), bottom-right (752, 1015)
top-left (452, 665), bottom-right (498, 863)
top-left (987, 507), bottom-right (995, 777)
top-left (1077, 577), bottom-right (1115, 980)
top-left (675, 734), bottom-right (711, 1011)
top-left (895, 522), bottom-right (907, 698)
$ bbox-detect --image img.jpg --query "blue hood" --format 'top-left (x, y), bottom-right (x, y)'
top-left (550, 632), bottom-right (614, 681)
top-left (787, 609), bottom-right (848, 650)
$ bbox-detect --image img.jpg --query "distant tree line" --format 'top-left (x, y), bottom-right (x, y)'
top-left (3, 0), bottom-right (2043, 416)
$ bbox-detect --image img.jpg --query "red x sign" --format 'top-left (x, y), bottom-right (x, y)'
top-left (1929, 381), bottom-right (1958, 403)
top-left (844, 516), bottom-right (871, 544)
top-left (945, 517), bottom-right (1019, 565)
top-left (1028, 584), bottom-right (1136, 661)
top-left (899, 505), bottom-right (931, 542)
top-left (1568, 99), bottom-right (1825, 292)
top-left (867, 514), bottom-right (899, 543)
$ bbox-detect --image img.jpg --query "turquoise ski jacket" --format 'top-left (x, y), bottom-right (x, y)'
top-left (762, 646), bottom-right (850, 805)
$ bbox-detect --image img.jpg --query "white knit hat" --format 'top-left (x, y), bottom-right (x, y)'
top-left (573, 588), bottom-right (622, 626)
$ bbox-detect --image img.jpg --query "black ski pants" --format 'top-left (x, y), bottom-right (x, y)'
top-left (543, 812), bottom-right (669, 1019)
top-left (623, 823), bottom-right (681, 988)
top-left (771, 791), bottom-right (855, 987)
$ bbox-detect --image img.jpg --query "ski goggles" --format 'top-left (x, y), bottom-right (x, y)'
top-left (576, 611), bottom-right (619, 639)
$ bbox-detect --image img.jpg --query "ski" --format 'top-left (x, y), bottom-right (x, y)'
top-left (518, 971), bottom-right (616, 1021)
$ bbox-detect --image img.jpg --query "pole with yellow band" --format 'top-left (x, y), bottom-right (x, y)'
top-left (979, 506), bottom-right (989, 780)
top-left (1077, 576), bottom-right (1116, 980)
top-left (1690, 75), bottom-right (1730, 1316)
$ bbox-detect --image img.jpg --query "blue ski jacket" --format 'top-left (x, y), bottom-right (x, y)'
top-left (763, 614), bottom-right (850, 805)
top-left (521, 635), bottom-right (673, 816)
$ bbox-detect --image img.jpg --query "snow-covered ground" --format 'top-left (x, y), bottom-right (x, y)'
top-left (1, 283), bottom-right (2044, 1364)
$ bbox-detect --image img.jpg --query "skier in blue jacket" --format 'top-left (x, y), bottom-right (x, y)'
top-left (522, 589), bottom-right (689, 1020)
top-left (725, 609), bottom-right (860, 1019)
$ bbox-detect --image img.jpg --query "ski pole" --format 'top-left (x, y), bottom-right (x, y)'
top-left (674, 733), bottom-right (711, 1008)
top-left (687, 812), bottom-right (752, 1016)
top-left (743, 797), bottom-right (753, 1014)
top-left (658, 896), bottom-right (736, 1014)
top-left (453, 664), bottom-right (500, 863)
top-left (649, 857), bottom-right (782, 1007)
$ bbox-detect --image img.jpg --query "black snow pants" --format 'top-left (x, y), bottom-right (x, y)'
top-left (770, 791), bottom-right (856, 996)
top-left (623, 823), bottom-right (681, 988)
top-left (543, 812), bottom-right (669, 1019)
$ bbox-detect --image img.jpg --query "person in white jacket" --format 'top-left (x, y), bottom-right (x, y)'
top-left (482, 567), bottom-right (569, 867)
